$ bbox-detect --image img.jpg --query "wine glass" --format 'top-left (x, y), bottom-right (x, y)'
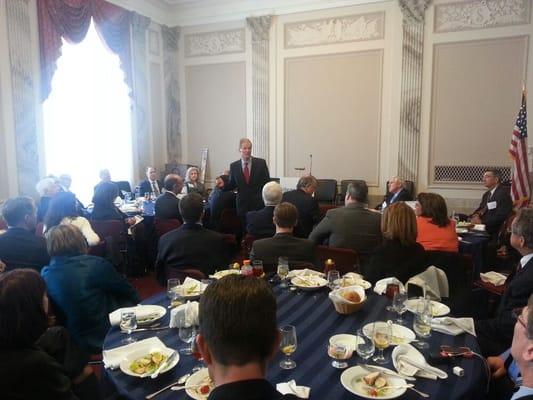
top-left (392, 292), bottom-right (408, 324)
top-left (413, 298), bottom-right (432, 349)
top-left (252, 260), bottom-right (264, 277)
top-left (356, 328), bottom-right (375, 361)
top-left (120, 310), bottom-right (137, 344)
top-left (372, 322), bottom-right (391, 364)
top-left (178, 323), bottom-right (197, 355)
top-left (327, 270), bottom-right (340, 290)
top-left (279, 325), bottom-right (297, 369)
top-left (277, 258), bottom-right (289, 288)
top-left (327, 342), bottom-right (352, 369)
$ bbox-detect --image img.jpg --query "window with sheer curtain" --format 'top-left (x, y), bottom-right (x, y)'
top-left (43, 20), bottom-right (132, 205)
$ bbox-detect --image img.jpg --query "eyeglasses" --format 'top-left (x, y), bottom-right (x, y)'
top-left (513, 307), bottom-right (527, 330)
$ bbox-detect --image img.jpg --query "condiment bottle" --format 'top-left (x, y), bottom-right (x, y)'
top-left (241, 260), bottom-right (253, 276)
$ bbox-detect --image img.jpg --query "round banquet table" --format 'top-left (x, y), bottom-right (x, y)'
top-left (103, 283), bottom-right (488, 399)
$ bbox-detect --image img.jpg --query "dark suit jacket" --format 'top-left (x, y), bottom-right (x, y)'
top-left (250, 233), bottom-right (316, 270)
top-left (228, 157), bottom-right (270, 217)
top-left (282, 189), bottom-right (321, 238)
top-left (155, 192), bottom-right (182, 221)
top-left (207, 188), bottom-right (236, 230)
top-left (37, 196), bottom-right (52, 223)
top-left (246, 206), bottom-right (275, 238)
top-left (138, 179), bottom-right (163, 196)
top-left (90, 204), bottom-right (127, 221)
top-left (309, 203), bottom-right (382, 263)
top-left (472, 184), bottom-right (513, 235)
top-left (155, 223), bottom-right (228, 278)
top-left (383, 188), bottom-right (412, 207)
top-left (93, 181), bottom-right (124, 199)
top-left (362, 240), bottom-right (426, 285)
top-left (0, 227), bottom-right (50, 272)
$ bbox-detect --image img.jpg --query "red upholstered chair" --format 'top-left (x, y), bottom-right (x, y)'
top-left (35, 222), bottom-right (45, 237)
top-left (89, 220), bottom-right (129, 273)
top-left (218, 208), bottom-right (242, 235)
top-left (315, 245), bottom-right (359, 275)
top-left (164, 267), bottom-right (206, 282)
top-left (154, 218), bottom-right (181, 237)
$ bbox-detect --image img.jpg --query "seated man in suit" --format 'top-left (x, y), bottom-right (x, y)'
top-left (377, 176), bottom-right (412, 210)
top-left (476, 208), bottom-right (533, 356)
top-left (155, 193), bottom-right (228, 281)
top-left (309, 181), bottom-right (382, 265)
top-left (251, 202), bottom-right (316, 271)
top-left (197, 275), bottom-right (298, 400)
top-left (137, 166), bottom-right (163, 197)
top-left (470, 169), bottom-right (513, 236)
top-left (94, 169), bottom-right (123, 199)
top-left (0, 197), bottom-right (50, 271)
top-left (155, 174), bottom-right (184, 221)
top-left (206, 175), bottom-right (236, 230)
top-left (35, 177), bottom-right (61, 222)
top-left (282, 175), bottom-right (321, 238)
top-left (246, 181), bottom-right (282, 238)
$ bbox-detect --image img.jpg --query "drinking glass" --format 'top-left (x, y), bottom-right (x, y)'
top-left (413, 298), bottom-right (432, 349)
top-left (356, 328), bottom-right (375, 361)
top-left (392, 292), bottom-right (408, 324)
top-left (277, 258), bottom-right (289, 288)
top-left (279, 325), bottom-right (297, 369)
top-left (252, 260), bottom-right (264, 277)
top-left (327, 343), bottom-right (351, 369)
top-left (120, 310), bottom-right (137, 344)
top-left (372, 322), bottom-right (391, 364)
top-left (327, 270), bottom-right (340, 290)
top-left (167, 278), bottom-right (181, 300)
top-left (178, 322), bottom-right (197, 355)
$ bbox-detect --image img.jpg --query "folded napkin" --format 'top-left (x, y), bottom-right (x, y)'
top-left (109, 305), bottom-right (159, 327)
top-left (373, 277), bottom-right (405, 295)
top-left (169, 301), bottom-right (199, 328)
top-left (393, 344), bottom-right (447, 380)
top-left (341, 273), bottom-right (371, 289)
top-left (329, 285), bottom-right (366, 305)
top-left (473, 224), bottom-right (486, 231)
top-left (102, 337), bottom-right (165, 369)
top-left (407, 266), bottom-right (449, 301)
top-left (277, 380), bottom-right (310, 399)
top-left (180, 277), bottom-right (207, 295)
top-left (431, 317), bottom-right (476, 337)
top-left (480, 271), bottom-right (507, 286)
top-left (287, 269), bottom-right (324, 278)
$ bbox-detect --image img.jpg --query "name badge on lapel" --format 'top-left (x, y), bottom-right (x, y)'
top-left (487, 201), bottom-right (497, 210)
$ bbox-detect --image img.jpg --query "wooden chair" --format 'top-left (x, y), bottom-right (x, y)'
top-left (154, 218), bottom-right (181, 237)
top-left (315, 245), bottom-right (359, 275)
top-left (315, 179), bottom-right (337, 205)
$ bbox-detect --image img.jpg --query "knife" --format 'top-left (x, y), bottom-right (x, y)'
top-left (121, 326), bottom-right (170, 333)
top-left (360, 364), bottom-right (416, 381)
top-left (150, 350), bottom-right (179, 379)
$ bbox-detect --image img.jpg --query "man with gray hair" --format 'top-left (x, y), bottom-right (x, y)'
top-left (377, 176), bottom-right (412, 210)
top-left (282, 175), bottom-right (321, 238)
top-left (155, 174), bottom-right (184, 221)
top-left (309, 181), bottom-right (381, 264)
top-left (246, 181), bottom-right (282, 238)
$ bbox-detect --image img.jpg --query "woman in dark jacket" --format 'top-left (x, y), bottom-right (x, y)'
top-left (363, 202), bottom-right (426, 285)
top-left (41, 224), bottom-right (139, 354)
top-left (90, 181), bottom-right (131, 222)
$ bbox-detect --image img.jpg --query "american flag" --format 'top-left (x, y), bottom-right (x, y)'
top-left (509, 90), bottom-right (530, 208)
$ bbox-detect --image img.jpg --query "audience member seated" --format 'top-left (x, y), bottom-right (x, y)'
top-left (36, 176), bottom-right (61, 222)
top-left (91, 181), bottom-right (133, 225)
top-left (197, 275), bottom-right (299, 400)
top-left (155, 174), bottom-right (184, 221)
top-left (251, 202), bottom-right (316, 270)
top-left (415, 192), bottom-right (458, 252)
top-left (0, 197), bottom-right (50, 272)
top-left (475, 208), bottom-right (533, 356)
top-left (470, 169), bottom-right (513, 237)
top-left (155, 193), bottom-right (228, 281)
top-left (487, 294), bottom-right (533, 400)
top-left (0, 269), bottom-right (102, 400)
top-left (362, 202), bottom-right (426, 285)
top-left (206, 174), bottom-right (236, 230)
top-left (59, 173), bottom-right (86, 212)
top-left (93, 168), bottom-right (123, 199)
top-left (246, 181), bottom-right (282, 238)
top-left (376, 176), bottom-right (412, 210)
top-left (183, 166), bottom-right (207, 198)
top-left (309, 181), bottom-right (381, 265)
top-left (44, 191), bottom-right (100, 246)
top-left (41, 225), bottom-right (139, 354)
top-left (282, 175), bottom-right (321, 238)
top-left (137, 166), bottom-right (163, 196)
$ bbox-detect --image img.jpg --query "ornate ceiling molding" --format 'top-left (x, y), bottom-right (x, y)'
top-left (184, 28), bottom-right (245, 57)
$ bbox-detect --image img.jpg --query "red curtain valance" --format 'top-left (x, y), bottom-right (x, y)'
top-left (38, 0), bottom-right (132, 101)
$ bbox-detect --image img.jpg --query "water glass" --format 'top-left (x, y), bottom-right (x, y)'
top-left (327, 343), bottom-right (351, 369)
top-left (178, 322), bottom-right (197, 355)
top-left (392, 292), bottom-right (408, 324)
top-left (277, 258), bottom-right (289, 288)
top-left (279, 325), bottom-right (297, 369)
top-left (356, 328), bottom-right (375, 361)
top-left (413, 298), bottom-right (432, 349)
top-left (167, 278), bottom-right (181, 301)
top-left (372, 322), bottom-right (391, 364)
top-left (252, 260), bottom-right (264, 277)
top-left (327, 270), bottom-right (340, 290)
top-left (120, 310), bottom-right (137, 344)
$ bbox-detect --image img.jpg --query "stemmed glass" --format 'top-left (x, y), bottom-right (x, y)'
top-left (392, 292), bottom-right (408, 324)
top-left (413, 298), bottom-right (432, 349)
top-left (327, 270), bottom-right (340, 290)
top-left (120, 310), bottom-right (137, 344)
top-left (327, 343), bottom-right (351, 369)
top-left (279, 325), bottom-right (297, 369)
top-left (372, 322), bottom-right (391, 364)
top-left (356, 328), bottom-right (375, 361)
top-left (277, 257), bottom-right (289, 288)
top-left (167, 278), bottom-right (182, 307)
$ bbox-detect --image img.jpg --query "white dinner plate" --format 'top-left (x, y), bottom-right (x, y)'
top-left (119, 345), bottom-right (179, 378)
top-left (404, 299), bottom-right (450, 317)
top-left (185, 368), bottom-right (214, 400)
top-left (210, 269), bottom-right (241, 279)
top-left (362, 322), bottom-right (416, 346)
top-left (340, 365), bottom-right (407, 399)
top-left (134, 305), bottom-right (167, 326)
top-left (290, 276), bottom-right (328, 291)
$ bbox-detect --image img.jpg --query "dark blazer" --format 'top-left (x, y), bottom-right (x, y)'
top-left (282, 189), bottom-right (321, 238)
top-left (0, 227), bottom-right (50, 272)
top-left (207, 188), bottom-right (236, 230)
top-left (37, 196), bottom-right (52, 222)
top-left (93, 181), bottom-right (124, 199)
top-left (380, 188), bottom-right (412, 209)
top-left (250, 233), bottom-right (316, 270)
top-left (228, 157), bottom-right (270, 217)
top-left (90, 204), bottom-right (127, 221)
top-left (155, 192), bottom-right (182, 221)
top-left (138, 179), bottom-right (163, 196)
top-left (246, 206), bottom-right (276, 238)
top-left (156, 223), bottom-right (228, 278)
top-left (362, 240), bottom-right (426, 285)
top-left (472, 184), bottom-right (513, 235)
top-left (309, 203), bottom-right (382, 263)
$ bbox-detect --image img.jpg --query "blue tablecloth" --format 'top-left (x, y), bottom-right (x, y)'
top-left (103, 285), bottom-right (488, 399)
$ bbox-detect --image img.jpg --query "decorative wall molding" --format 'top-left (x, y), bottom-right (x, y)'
top-left (148, 29), bottom-right (160, 56)
top-left (434, 0), bottom-right (531, 33)
top-left (284, 12), bottom-right (384, 49)
top-left (184, 28), bottom-right (245, 57)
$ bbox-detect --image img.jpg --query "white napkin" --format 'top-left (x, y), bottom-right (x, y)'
top-left (431, 317), bottom-right (476, 336)
top-left (180, 277), bottom-right (207, 295)
top-left (407, 266), bottom-right (449, 301)
top-left (480, 271), bottom-right (507, 286)
top-left (392, 344), bottom-right (439, 380)
top-left (373, 277), bottom-right (405, 295)
top-left (473, 224), bottom-right (486, 231)
top-left (109, 305), bottom-right (160, 327)
top-left (329, 286), bottom-right (366, 305)
top-left (276, 380), bottom-right (310, 398)
top-left (102, 337), bottom-right (165, 369)
top-left (169, 301), bottom-right (199, 328)
top-left (287, 269), bottom-right (324, 278)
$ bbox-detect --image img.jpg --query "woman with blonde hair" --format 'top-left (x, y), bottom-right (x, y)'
top-left (363, 202), bottom-right (426, 284)
top-left (415, 192), bottom-right (458, 252)
top-left (183, 166), bottom-right (206, 198)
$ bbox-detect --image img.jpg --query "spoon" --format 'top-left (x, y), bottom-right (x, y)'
top-left (145, 373), bottom-right (191, 399)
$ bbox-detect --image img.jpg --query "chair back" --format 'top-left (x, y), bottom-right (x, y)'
top-left (218, 208), bottom-right (242, 236)
top-left (154, 218), bottom-right (181, 237)
top-left (269, 177), bottom-right (280, 183)
top-left (164, 267), bottom-right (206, 282)
top-left (315, 245), bottom-right (359, 275)
top-left (116, 181), bottom-right (132, 194)
top-left (89, 220), bottom-right (128, 250)
top-left (315, 179), bottom-right (337, 204)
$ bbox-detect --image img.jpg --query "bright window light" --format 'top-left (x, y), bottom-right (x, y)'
top-left (43, 20), bottom-right (133, 205)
